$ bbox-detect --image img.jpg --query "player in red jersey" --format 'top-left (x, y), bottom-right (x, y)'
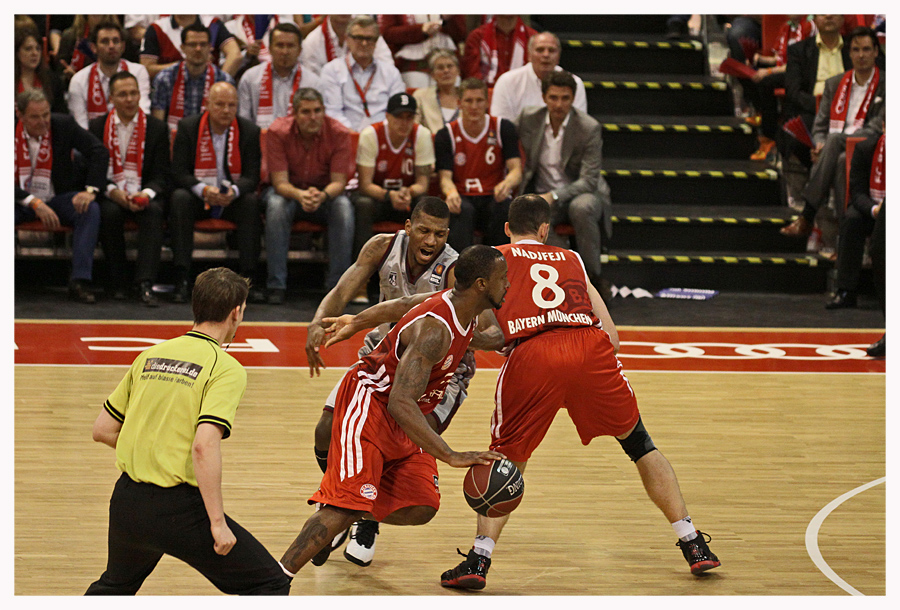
top-left (279, 245), bottom-right (510, 578)
top-left (324, 195), bottom-right (720, 588)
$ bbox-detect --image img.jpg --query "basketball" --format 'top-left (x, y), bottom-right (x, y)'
top-left (463, 459), bottom-right (524, 517)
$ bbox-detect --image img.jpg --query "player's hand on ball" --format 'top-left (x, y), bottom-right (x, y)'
top-left (447, 450), bottom-right (506, 468)
top-left (211, 522), bottom-right (236, 555)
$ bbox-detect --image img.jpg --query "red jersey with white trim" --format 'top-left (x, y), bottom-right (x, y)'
top-left (357, 290), bottom-right (475, 415)
top-left (372, 121), bottom-right (418, 189)
top-left (494, 241), bottom-right (600, 346)
top-left (448, 115), bottom-right (505, 196)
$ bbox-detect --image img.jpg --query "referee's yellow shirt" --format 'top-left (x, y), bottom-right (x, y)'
top-left (103, 330), bottom-right (246, 487)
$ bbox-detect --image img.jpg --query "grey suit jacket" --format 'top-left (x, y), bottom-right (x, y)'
top-left (515, 105), bottom-right (611, 233)
top-left (812, 70), bottom-right (886, 146)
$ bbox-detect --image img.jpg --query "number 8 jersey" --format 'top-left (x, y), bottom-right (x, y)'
top-left (494, 240), bottom-right (600, 346)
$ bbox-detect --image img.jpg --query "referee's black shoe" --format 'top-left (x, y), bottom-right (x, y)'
top-left (440, 548), bottom-right (491, 590)
top-left (676, 530), bottom-right (721, 575)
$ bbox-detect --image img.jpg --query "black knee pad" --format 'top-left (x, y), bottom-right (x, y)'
top-left (616, 417), bottom-right (657, 462)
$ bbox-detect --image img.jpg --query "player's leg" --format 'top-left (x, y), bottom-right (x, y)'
top-left (281, 505), bottom-right (364, 574)
top-left (315, 379), bottom-right (349, 554)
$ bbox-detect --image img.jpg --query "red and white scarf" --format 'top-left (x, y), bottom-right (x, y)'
top-left (168, 61), bottom-right (216, 130)
top-left (322, 16), bottom-right (340, 63)
top-left (257, 61), bottom-right (302, 128)
top-left (15, 120), bottom-right (53, 202)
top-left (194, 111), bottom-right (241, 187)
top-left (829, 67), bottom-right (880, 134)
top-left (479, 17), bottom-right (529, 86)
top-left (773, 17), bottom-right (816, 66)
top-left (239, 15), bottom-right (280, 63)
top-left (869, 134), bottom-right (885, 203)
top-left (104, 110), bottom-right (146, 193)
top-left (69, 22), bottom-right (92, 72)
top-left (87, 60), bottom-right (129, 121)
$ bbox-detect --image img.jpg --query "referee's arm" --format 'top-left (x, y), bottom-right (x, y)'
top-left (93, 407), bottom-right (123, 449)
top-left (193, 422), bottom-right (237, 556)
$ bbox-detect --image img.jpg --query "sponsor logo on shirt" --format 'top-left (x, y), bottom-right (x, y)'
top-left (142, 358), bottom-right (203, 379)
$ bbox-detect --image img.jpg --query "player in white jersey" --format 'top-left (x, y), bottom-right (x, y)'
top-left (305, 196), bottom-right (471, 567)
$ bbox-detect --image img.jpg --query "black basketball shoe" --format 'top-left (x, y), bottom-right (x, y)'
top-left (676, 531), bottom-right (721, 575)
top-left (440, 548), bottom-right (491, 590)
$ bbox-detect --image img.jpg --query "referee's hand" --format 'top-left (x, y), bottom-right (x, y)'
top-left (211, 522), bottom-right (237, 555)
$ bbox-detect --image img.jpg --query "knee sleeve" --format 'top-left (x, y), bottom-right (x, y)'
top-left (616, 417), bottom-right (657, 462)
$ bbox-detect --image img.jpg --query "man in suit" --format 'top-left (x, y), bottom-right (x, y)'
top-left (89, 71), bottom-right (171, 306)
top-left (782, 27), bottom-right (885, 237)
top-left (14, 89), bottom-right (107, 303)
top-left (169, 81), bottom-right (264, 303)
top-left (514, 70), bottom-right (610, 292)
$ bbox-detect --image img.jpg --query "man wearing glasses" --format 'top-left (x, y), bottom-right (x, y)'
top-left (318, 15), bottom-right (405, 132)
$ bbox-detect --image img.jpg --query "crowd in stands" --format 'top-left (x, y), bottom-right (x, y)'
top-left (13, 14), bottom-right (886, 328)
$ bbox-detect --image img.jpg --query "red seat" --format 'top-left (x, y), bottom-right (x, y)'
top-left (15, 220), bottom-right (72, 233)
top-left (843, 136), bottom-right (867, 210)
top-left (291, 220), bottom-right (326, 233)
top-left (194, 218), bottom-right (238, 232)
top-left (372, 221), bottom-right (404, 234)
top-left (554, 224), bottom-right (575, 237)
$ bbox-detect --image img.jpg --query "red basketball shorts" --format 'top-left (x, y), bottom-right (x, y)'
top-left (490, 326), bottom-right (640, 462)
top-left (309, 368), bottom-right (441, 522)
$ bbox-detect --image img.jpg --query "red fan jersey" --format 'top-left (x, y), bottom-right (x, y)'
top-left (372, 120), bottom-right (418, 189)
top-left (447, 115), bottom-right (506, 196)
top-left (494, 241), bottom-right (600, 346)
top-left (358, 290), bottom-right (475, 415)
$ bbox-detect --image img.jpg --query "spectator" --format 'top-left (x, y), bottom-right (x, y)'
top-left (14, 89), bottom-right (106, 304)
top-left (151, 22), bottom-right (235, 131)
top-left (413, 49), bottom-right (461, 134)
top-left (748, 15), bottom-right (817, 160)
top-left (15, 25), bottom-right (66, 114)
top-left (434, 77), bottom-right (522, 252)
top-left (866, 195), bottom-right (885, 357)
top-left (169, 82), bottom-right (264, 304)
top-left (57, 15), bottom-right (118, 80)
top-left (354, 92), bottom-right (435, 256)
top-left (825, 132), bottom-right (885, 310)
top-left (140, 15), bottom-right (241, 79)
top-left (237, 22), bottom-right (319, 129)
top-left (21, 15), bottom-right (72, 64)
top-left (123, 15), bottom-right (158, 61)
top-left (461, 15), bottom-right (536, 87)
top-left (781, 27), bottom-right (884, 237)
top-left (300, 14), bottom-right (394, 76)
top-left (781, 14), bottom-right (852, 168)
top-left (89, 72), bottom-right (171, 307)
top-left (515, 70), bottom-right (611, 290)
top-left (68, 21), bottom-right (151, 129)
top-left (489, 31), bottom-right (588, 122)
top-left (378, 14), bottom-right (467, 88)
top-left (224, 14), bottom-right (296, 66)
top-left (264, 88), bottom-right (354, 302)
top-left (318, 15), bottom-right (406, 132)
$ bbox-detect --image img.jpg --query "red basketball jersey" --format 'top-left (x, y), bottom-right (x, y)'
top-left (372, 121), bottom-right (418, 189)
top-left (357, 290), bottom-right (475, 415)
top-left (494, 241), bottom-right (600, 346)
top-left (448, 115), bottom-right (506, 196)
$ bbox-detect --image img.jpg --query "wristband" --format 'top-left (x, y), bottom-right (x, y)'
top-left (29, 199), bottom-right (40, 210)
top-left (383, 190), bottom-right (392, 204)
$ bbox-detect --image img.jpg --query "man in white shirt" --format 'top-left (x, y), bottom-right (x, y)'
top-left (224, 14), bottom-right (296, 64)
top-left (300, 14), bottom-right (394, 76)
top-left (238, 22), bottom-right (320, 128)
top-left (318, 16), bottom-right (406, 132)
top-left (514, 70), bottom-right (610, 290)
top-left (67, 20), bottom-right (151, 129)
top-left (489, 31), bottom-right (587, 122)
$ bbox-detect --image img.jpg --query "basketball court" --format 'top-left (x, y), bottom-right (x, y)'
top-left (13, 320), bottom-right (885, 597)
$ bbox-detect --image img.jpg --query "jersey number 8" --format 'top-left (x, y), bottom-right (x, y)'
top-left (530, 263), bottom-right (566, 309)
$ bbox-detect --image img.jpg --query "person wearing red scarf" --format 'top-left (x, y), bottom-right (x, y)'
top-left (826, 131), bottom-right (885, 311)
top-left (89, 72), bottom-right (171, 307)
top-left (461, 15), bottom-right (536, 86)
top-left (14, 89), bottom-right (107, 303)
top-left (169, 82), bottom-right (264, 304)
top-left (781, 27), bottom-right (885, 238)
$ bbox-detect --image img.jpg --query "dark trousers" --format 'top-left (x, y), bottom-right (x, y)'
top-left (835, 205), bottom-right (877, 292)
top-left (98, 195), bottom-right (165, 287)
top-left (15, 192), bottom-right (100, 281)
top-left (755, 71), bottom-right (787, 140)
top-left (169, 188), bottom-right (261, 278)
top-left (870, 204), bottom-right (885, 315)
top-left (351, 193), bottom-right (415, 257)
top-left (448, 195), bottom-right (510, 253)
top-left (85, 473), bottom-right (290, 595)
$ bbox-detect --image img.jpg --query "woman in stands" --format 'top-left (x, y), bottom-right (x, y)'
top-left (414, 49), bottom-right (461, 134)
top-left (15, 25), bottom-right (66, 114)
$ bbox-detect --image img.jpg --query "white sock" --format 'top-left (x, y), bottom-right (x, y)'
top-left (473, 535), bottom-right (495, 558)
top-left (672, 516), bottom-right (698, 541)
top-left (279, 561), bottom-right (296, 578)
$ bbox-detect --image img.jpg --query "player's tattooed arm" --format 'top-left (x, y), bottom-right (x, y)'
top-left (470, 309), bottom-right (505, 351)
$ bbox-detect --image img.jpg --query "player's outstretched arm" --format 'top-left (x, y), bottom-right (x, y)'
top-left (588, 282), bottom-right (620, 353)
top-left (322, 292), bottom-right (434, 348)
top-left (388, 318), bottom-right (503, 468)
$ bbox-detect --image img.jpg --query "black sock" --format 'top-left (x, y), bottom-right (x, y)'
top-left (315, 448), bottom-right (328, 474)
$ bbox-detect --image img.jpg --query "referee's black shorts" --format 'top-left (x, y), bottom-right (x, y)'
top-left (85, 473), bottom-right (290, 595)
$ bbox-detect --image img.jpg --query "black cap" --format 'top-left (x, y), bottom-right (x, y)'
top-left (387, 92), bottom-right (417, 115)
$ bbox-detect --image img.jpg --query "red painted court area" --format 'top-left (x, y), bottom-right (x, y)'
top-left (14, 321), bottom-right (884, 373)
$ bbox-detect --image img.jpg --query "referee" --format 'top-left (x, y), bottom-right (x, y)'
top-left (86, 268), bottom-right (291, 595)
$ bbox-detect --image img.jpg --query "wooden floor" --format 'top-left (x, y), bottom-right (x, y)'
top-left (14, 366), bottom-right (885, 596)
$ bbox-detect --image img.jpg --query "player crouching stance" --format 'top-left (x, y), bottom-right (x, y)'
top-left (279, 246), bottom-right (510, 577)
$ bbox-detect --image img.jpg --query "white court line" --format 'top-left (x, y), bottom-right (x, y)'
top-left (805, 476), bottom-right (886, 595)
